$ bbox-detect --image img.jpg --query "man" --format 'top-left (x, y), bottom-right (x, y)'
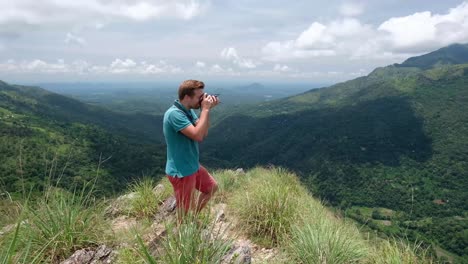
top-left (163, 79), bottom-right (219, 220)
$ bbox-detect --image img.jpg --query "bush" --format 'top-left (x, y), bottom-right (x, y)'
top-left (286, 215), bottom-right (368, 264)
top-left (136, 212), bottom-right (231, 264)
top-left (230, 167), bottom-right (304, 246)
top-left (0, 187), bottom-right (111, 263)
top-left (369, 238), bottom-right (434, 264)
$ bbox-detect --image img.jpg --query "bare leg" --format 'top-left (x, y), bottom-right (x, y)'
top-left (195, 185), bottom-right (218, 213)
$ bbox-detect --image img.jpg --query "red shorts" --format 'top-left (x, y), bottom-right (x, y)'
top-left (167, 165), bottom-right (217, 213)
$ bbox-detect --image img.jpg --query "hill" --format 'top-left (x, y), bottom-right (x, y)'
top-left (0, 81), bottom-right (166, 196)
top-left (202, 45), bottom-right (468, 260)
top-left (397, 43), bottom-right (468, 69)
top-left (0, 167), bottom-right (438, 263)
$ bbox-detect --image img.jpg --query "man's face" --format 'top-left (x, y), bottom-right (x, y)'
top-left (190, 89), bottom-right (204, 109)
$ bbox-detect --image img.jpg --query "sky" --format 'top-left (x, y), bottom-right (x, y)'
top-left (1, 0), bottom-right (468, 84)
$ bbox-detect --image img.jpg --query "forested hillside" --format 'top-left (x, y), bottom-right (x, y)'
top-left (202, 44), bottom-right (468, 260)
top-left (0, 81), bottom-right (166, 196)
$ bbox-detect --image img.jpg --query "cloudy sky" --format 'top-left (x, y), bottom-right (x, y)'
top-left (1, 0), bottom-right (468, 84)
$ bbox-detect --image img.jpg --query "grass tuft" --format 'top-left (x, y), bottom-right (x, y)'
top-left (286, 214), bottom-right (368, 264)
top-left (230, 167), bottom-right (303, 246)
top-left (136, 212), bottom-right (231, 264)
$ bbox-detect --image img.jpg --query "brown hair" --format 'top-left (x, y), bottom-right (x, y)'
top-left (178, 80), bottom-right (204, 100)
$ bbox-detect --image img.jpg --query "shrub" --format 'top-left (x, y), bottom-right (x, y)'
top-left (286, 215), bottom-right (367, 264)
top-left (231, 167), bottom-right (303, 246)
top-left (369, 238), bottom-right (434, 264)
top-left (136, 212), bottom-right (231, 264)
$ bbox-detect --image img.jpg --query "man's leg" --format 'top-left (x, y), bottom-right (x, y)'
top-left (194, 165), bottom-right (218, 213)
top-left (167, 174), bottom-right (196, 223)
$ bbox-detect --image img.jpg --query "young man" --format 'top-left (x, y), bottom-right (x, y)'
top-left (163, 80), bottom-right (219, 220)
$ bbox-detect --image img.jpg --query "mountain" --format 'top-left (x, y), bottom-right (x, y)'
top-left (0, 81), bottom-right (166, 195)
top-left (202, 44), bottom-right (468, 260)
top-left (397, 43), bottom-right (468, 69)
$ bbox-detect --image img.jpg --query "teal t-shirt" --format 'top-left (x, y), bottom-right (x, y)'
top-left (163, 100), bottom-right (200, 178)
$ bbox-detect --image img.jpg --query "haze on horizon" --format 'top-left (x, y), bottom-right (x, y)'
top-left (1, 0), bottom-right (468, 84)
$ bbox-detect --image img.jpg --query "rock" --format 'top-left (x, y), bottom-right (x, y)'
top-left (152, 184), bottom-right (165, 196)
top-left (104, 192), bottom-right (139, 217)
top-left (213, 203), bottom-right (227, 222)
top-left (235, 168), bottom-right (245, 174)
top-left (162, 196), bottom-right (176, 212)
top-left (111, 215), bottom-right (137, 232)
top-left (222, 240), bottom-right (252, 264)
top-left (61, 245), bottom-right (114, 264)
top-left (0, 224), bottom-right (15, 237)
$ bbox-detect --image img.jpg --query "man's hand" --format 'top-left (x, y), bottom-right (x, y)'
top-left (201, 93), bottom-right (220, 110)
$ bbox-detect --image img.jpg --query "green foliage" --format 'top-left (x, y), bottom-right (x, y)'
top-left (203, 56), bottom-right (468, 258)
top-left (0, 187), bottom-right (111, 263)
top-left (137, 213), bottom-right (232, 264)
top-left (230, 167), bottom-right (304, 246)
top-left (286, 217), bottom-right (368, 264)
top-left (398, 43), bottom-right (468, 70)
top-left (128, 177), bottom-right (172, 218)
top-left (0, 81), bottom-right (166, 197)
top-left (129, 177), bottom-right (159, 218)
top-left (369, 238), bottom-right (433, 264)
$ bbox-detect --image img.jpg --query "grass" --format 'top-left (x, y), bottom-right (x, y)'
top-left (129, 177), bottom-right (163, 218)
top-left (286, 215), bottom-right (368, 263)
top-left (0, 185), bottom-right (111, 263)
top-left (135, 212), bottom-right (232, 264)
top-left (1, 166), bottom-right (437, 263)
top-left (230, 167), bottom-right (304, 246)
top-left (369, 238), bottom-right (434, 264)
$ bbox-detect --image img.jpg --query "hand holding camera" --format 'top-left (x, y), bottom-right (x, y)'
top-left (200, 93), bottom-right (220, 110)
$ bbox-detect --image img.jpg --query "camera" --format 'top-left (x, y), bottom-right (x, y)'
top-left (199, 93), bottom-right (220, 104)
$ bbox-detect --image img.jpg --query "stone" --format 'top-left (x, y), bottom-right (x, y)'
top-left (222, 240), bottom-right (252, 264)
top-left (152, 184), bottom-right (165, 196)
top-left (61, 245), bottom-right (114, 264)
top-left (104, 192), bottom-right (139, 217)
top-left (235, 168), bottom-right (245, 174)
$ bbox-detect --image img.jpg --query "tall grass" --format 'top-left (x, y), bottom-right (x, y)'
top-left (369, 238), bottom-right (434, 264)
top-left (286, 215), bottom-right (368, 263)
top-left (0, 185), bottom-right (111, 263)
top-left (129, 177), bottom-right (160, 218)
top-left (136, 212), bottom-right (232, 264)
top-left (230, 167), bottom-right (304, 246)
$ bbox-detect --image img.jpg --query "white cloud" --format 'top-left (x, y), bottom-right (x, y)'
top-left (263, 2), bottom-right (468, 62)
top-left (262, 18), bottom-right (372, 61)
top-left (378, 2), bottom-right (468, 52)
top-left (195, 61), bottom-right (206, 68)
top-left (220, 47), bottom-right (257, 69)
top-left (64, 33), bottom-right (86, 46)
top-left (339, 2), bottom-right (364, 17)
top-left (141, 60), bottom-right (182, 74)
top-left (210, 64), bottom-right (224, 73)
top-left (0, 0), bottom-right (208, 31)
top-left (0, 58), bottom-right (183, 75)
top-left (273, 64), bottom-right (291, 72)
top-left (110, 58), bottom-right (137, 73)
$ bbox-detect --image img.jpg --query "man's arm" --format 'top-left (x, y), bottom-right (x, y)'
top-left (180, 108), bottom-right (210, 142)
top-left (180, 94), bottom-right (218, 141)
top-left (195, 118), bottom-right (209, 137)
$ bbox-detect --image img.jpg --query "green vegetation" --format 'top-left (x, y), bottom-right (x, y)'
top-left (150, 213), bottom-right (231, 264)
top-left (128, 177), bottom-right (172, 218)
top-left (0, 167), bottom-right (436, 263)
top-left (230, 167), bottom-right (304, 246)
top-left (203, 46), bottom-right (468, 261)
top-left (0, 187), bottom-right (110, 262)
top-left (0, 81), bottom-right (166, 197)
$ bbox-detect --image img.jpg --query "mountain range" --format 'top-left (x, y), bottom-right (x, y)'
top-left (0, 43), bottom-right (467, 261)
top-left (202, 43), bottom-right (468, 259)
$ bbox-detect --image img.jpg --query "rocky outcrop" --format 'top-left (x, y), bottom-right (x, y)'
top-left (60, 245), bottom-right (115, 264)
